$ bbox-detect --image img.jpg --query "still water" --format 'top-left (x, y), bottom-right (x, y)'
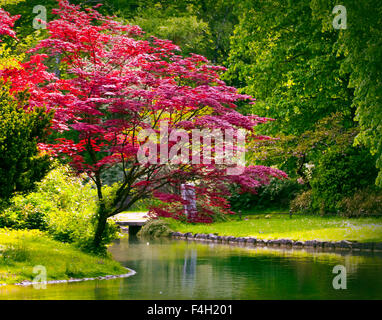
top-left (1, 237), bottom-right (382, 299)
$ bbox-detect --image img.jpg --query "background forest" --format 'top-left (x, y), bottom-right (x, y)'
top-left (1, 0), bottom-right (381, 220)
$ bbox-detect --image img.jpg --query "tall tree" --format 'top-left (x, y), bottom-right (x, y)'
top-left (224, 0), bottom-right (356, 177)
top-left (225, 0), bottom-right (381, 188)
top-left (2, 1), bottom-right (287, 249)
top-left (0, 8), bottom-right (53, 201)
top-left (86, 0), bottom-right (240, 63)
top-left (0, 86), bottom-right (53, 200)
top-left (310, 0), bottom-right (382, 186)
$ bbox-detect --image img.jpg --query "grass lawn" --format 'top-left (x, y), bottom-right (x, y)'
top-left (0, 228), bottom-right (127, 285)
top-left (166, 214), bottom-right (382, 243)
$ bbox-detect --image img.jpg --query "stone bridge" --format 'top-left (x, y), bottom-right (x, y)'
top-left (111, 212), bottom-right (148, 236)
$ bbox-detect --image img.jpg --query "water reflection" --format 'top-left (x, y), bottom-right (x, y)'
top-left (182, 249), bottom-right (197, 295)
top-left (1, 237), bottom-right (382, 300)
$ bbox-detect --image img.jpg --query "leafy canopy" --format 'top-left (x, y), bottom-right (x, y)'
top-left (1, 1), bottom-right (287, 247)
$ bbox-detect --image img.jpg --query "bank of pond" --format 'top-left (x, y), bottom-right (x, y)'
top-left (164, 214), bottom-right (382, 243)
top-left (0, 228), bottom-right (128, 286)
top-left (1, 235), bottom-right (382, 299)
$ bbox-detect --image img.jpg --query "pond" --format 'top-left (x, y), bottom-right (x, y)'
top-left (1, 237), bottom-right (382, 299)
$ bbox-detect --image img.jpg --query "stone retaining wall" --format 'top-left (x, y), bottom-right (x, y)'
top-left (170, 232), bottom-right (382, 252)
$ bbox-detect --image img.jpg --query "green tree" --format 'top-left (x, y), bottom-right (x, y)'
top-left (127, 2), bottom-right (213, 58)
top-left (0, 86), bottom-right (53, 200)
top-left (225, 0), bottom-right (353, 137)
top-left (224, 0), bottom-right (355, 186)
top-left (223, 0), bottom-right (381, 212)
top-left (310, 0), bottom-right (382, 186)
top-left (251, 113), bottom-right (358, 183)
top-left (89, 0), bottom-right (239, 63)
top-left (310, 145), bottom-right (378, 214)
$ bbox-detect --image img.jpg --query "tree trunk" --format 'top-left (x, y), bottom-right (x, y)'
top-left (93, 205), bottom-right (108, 249)
top-left (92, 171), bottom-right (107, 249)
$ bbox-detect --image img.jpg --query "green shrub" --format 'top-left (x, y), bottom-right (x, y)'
top-left (290, 190), bottom-right (313, 214)
top-left (228, 191), bottom-right (253, 212)
top-left (310, 146), bottom-right (378, 213)
top-left (338, 188), bottom-right (382, 217)
top-left (229, 178), bottom-right (302, 211)
top-left (0, 165), bottom-right (118, 250)
top-left (137, 219), bottom-right (174, 238)
top-left (0, 192), bottom-right (51, 230)
top-left (0, 85), bottom-right (53, 200)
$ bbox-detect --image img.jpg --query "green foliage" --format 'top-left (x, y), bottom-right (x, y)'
top-left (129, 5), bottom-right (212, 57)
top-left (99, 0), bottom-right (238, 63)
top-left (0, 195), bottom-right (49, 230)
top-left (0, 86), bottom-right (53, 200)
top-left (0, 0), bottom-right (26, 4)
top-left (310, 146), bottom-right (378, 214)
top-left (137, 218), bottom-right (174, 238)
top-left (0, 165), bottom-right (118, 250)
top-left (2, 0), bottom-right (56, 39)
top-left (311, 0), bottom-right (382, 187)
top-left (223, 0), bottom-right (359, 201)
top-left (207, 203), bottom-right (232, 222)
top-left (224, 0), bottom-right (381, 210)
top-left (229, 178), bottom-right (302, 211)
top-left (186, 0), bottom-right (239, 63)
top-left (251, 113), bottom-right (359, 182)
top-left (1, 0), bottom-right (59, 77)
top-left (225, 0), bottom-right (352, 136)
top-left (290, 190), bottom-right (313, 214)
top-left (338, 188), bottom-right (382, 217)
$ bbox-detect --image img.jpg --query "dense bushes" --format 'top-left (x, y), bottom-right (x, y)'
top-left (229, 178), bottom-right (302, 212)
top-left (0, 86), bottom-right (53, 200)
top-left (290, 190), bottom-right (313, 214)
top-left (137, 219), bottom-right (174, 238)
top-left (289, 146), bottom-right (379, 216)
top-left (0, 165), bottom-right (118, 250)
top-left (230, 146), bottom-right (379, 217)
top-left (338, 188), bottom-right (382, 217)
top-left (291, 187), bottom-right (382, 217)
top-left (310, 146), bottom-right (378, 214)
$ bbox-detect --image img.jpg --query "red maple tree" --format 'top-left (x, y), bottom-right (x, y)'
top-left (1, 1), bottom-right (287, 248)
top-left (0, 8), bottom-right (19, 42)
